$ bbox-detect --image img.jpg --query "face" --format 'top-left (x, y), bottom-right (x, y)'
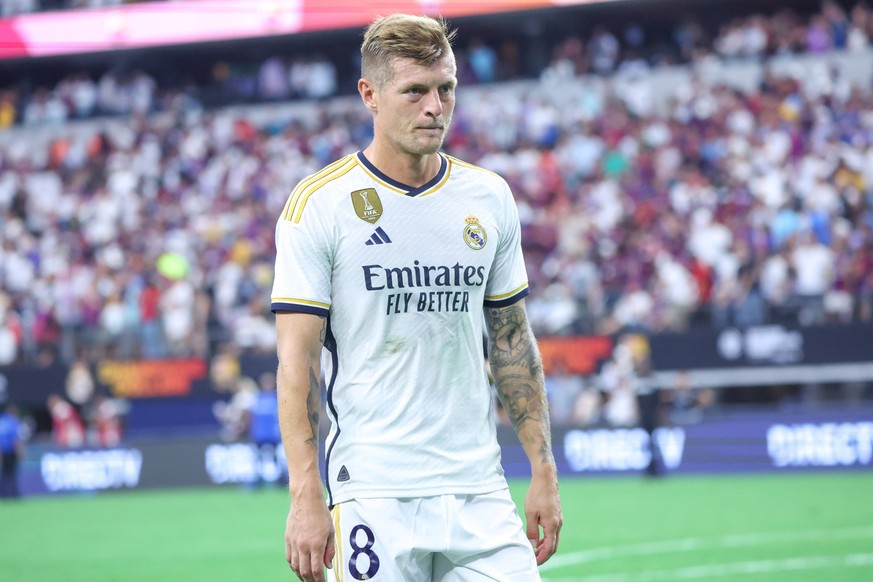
top-left (364, 53), bottom-right (457, 157)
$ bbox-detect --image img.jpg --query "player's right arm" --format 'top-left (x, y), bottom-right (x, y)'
top-left (276, 311), bottom-right (334, 582)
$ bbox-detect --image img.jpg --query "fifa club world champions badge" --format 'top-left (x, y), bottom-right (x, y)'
top-left (463, 215), bottom-right (487, 250)
top-left (351, 188), bottom-right (383, 223)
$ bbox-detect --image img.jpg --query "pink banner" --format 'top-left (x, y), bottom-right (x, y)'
top-left (0, 0), bottom-right (612, 59)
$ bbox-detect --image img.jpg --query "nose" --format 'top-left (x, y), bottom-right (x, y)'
top-left (423, 88), bottom-right (443, 119)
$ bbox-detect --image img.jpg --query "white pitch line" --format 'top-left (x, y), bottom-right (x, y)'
top-left (721, 525), bottom-right (873, 546)
top-left (539, 525), bottom-right (873, 572)
top-left (541, 552), bottom-right (873, 582)
top-left (540, 539), bottom-right (704, 571)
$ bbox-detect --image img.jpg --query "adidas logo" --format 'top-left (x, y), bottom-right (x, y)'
top-left (365, 227), bottom-right (392, 245)
top-left (337, 465), bottom-right (350, 482)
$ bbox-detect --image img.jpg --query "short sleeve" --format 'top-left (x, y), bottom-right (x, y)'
top-left (483, 182), bottom-right (530, 308)
top-left (271, 209), bottom-right (332, 317)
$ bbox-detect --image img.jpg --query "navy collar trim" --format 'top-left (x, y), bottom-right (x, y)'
top-left (356, 151), bottom-right (447, 197)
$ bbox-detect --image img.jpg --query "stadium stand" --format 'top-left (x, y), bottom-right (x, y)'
top-left (2, 1), bottom-right (872, 361)
top-left (1, 0), bottom-right (872, 448)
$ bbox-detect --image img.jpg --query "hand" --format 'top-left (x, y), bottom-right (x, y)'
top-left (524, 469), bottom-right (562, 565)
top-left (285, 494), bottom-right (335, 581)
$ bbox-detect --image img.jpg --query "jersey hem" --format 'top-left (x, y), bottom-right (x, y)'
top-left (328, 479), bottom-right (509, 507)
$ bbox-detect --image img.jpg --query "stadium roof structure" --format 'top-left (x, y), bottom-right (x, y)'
top-left (0, 0), bottom-right (623, 60)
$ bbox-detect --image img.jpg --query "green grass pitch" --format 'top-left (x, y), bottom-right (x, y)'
top-left (1, 472), bottom-right (872, 581)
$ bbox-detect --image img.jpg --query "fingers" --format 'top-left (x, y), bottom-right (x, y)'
top-left (286, 542), bottom-right (300, 579)
top-left (323, 534), bottom-right (336, 569)
top-left (287, 544), bottom-right (326, 582)
top-left (525, 509), bottom-right (539, 550)
top-left (535, 514), bottom-right (563, 565)
top-left (287, 545), bottom-right (305, 581)
top-left (284, 501), bottom-right (334, 581)
top-left (309, 549), bottom-right (324, 581)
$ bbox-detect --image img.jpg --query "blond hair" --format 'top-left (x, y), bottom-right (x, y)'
top-left (361, 14), bottom-right (457, 87)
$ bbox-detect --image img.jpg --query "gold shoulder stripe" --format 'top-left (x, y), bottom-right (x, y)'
top-left (291, 157), bottom-right (359, 223)
top-left (281, 155), bottom-right (354, 221)
top-left (445, 155), bottom-right (501, 179)
top-left (485, 282), bottom-right (529, 301)
top-left (271, 297), bottom-right (331, 309)
top-left (281, 157), bottom-right (347, 221)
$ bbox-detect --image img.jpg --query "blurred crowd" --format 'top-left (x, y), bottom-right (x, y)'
top-left (0, 1), bottom-right (872, 369)
top-left (540, 334), bottom-right (716, 430)
top-left (5, 2), bottom-right (873, 129)
top-left (1, 56), bottom-right (340, 128)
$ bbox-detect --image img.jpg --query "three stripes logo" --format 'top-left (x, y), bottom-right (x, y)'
top-left (365, 227), bottom-right (392, 246)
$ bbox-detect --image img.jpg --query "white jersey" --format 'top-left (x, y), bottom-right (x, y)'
top-left (271, 151), bottom-right (529, 506)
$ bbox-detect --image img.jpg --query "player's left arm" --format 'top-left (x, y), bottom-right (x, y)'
top-left (486, 299), bottom-right (563, 565)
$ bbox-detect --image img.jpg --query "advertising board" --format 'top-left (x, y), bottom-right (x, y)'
top-left (16, 406), bottom-right (873, 496)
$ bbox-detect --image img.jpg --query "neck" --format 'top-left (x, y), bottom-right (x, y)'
top-left (362, 143), bottom-right (440, 188)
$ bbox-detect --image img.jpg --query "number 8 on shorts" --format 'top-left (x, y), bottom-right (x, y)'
top-left (348, 524), bottom-right (380, 580)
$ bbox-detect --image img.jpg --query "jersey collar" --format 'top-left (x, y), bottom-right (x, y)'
top-left (355, 151), bottom-right (448, 198)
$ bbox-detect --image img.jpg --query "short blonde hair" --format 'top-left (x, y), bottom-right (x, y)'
top-left (361, 14), bottom-right (457, 87)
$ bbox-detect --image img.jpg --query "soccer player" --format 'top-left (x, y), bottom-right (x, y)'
top-left (272, 13), bottom-right (562, 581)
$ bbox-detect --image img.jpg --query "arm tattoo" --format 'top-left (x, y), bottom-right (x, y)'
top-left (304, 365), bottom-right (320, 450)
top-left (488, 303), bottom-right (554, 465)
top-left (304, 317), bottom-right (326, 450)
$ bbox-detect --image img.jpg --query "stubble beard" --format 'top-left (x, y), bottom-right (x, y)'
top-left (410, 114), bottom-right (452, 156)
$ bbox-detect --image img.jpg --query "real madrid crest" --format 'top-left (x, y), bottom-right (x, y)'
top-left (463, 215), bottom-right (487, 250)
top-left (351, 188), bottom-right (383, 224)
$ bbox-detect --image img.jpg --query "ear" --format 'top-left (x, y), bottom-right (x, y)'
top-left (358, 78), bottom-right (378, 113)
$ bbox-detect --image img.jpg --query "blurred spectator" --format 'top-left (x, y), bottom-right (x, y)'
top-left (665, 370), bottom-right (715, 425)
top-left (467, 38), bottom-right (499, 84)
top-left (0, 293), bottom-right (21, 366)
top-left (289, 57), bottom-right (338, 99)
top-left (588, 27), bottom-right (620, 74)
top-left (139, 276), bottom-right (166, 359)
top-left (600, 339), bottom-right (640, 427)
top-left (823, 0), bottom-right (851, 49)
top-left (88, 394), bottom-right (126, 447)
top-left (848, 3), bottom-right (872, 50)
top-left (627, 334), bottom-right (662, 476)
top-left (0, 92), bottom-right (15, 129)
top-left (46, 393), bottom-right (85, 448)
top-left (65, 358), bottom-right (95, 405)
top-left (248, 372), bottom-right (280, 449)
top-left (732, 267), bottom-right (769, 328)
top-left (791, 230), bottom-right (835, 325)
top-left (160, 276), bottom-right (196, 355)
top-left (258, 57), bottom-right (291, 101)
top-left (674, 18), bottom-right (705, 61)
top-left (544, 359), bottom-right (585, 425)
top-left (568, 380), bottom-right (602, 427)
top-left (212, 374), bottom-right (257, 443)
top-left (247, 372), bottom-right (283, 485)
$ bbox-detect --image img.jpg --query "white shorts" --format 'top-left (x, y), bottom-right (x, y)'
top-left (326, 489), bottom-right (540, 581)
